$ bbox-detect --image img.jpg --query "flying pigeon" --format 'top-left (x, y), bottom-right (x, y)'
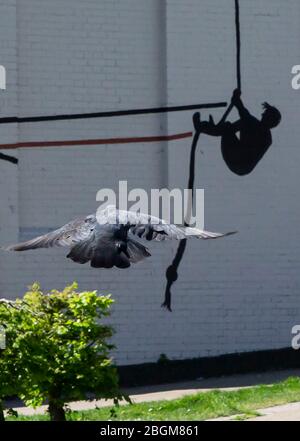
top-left (3, 206), bottom-right (236, 269)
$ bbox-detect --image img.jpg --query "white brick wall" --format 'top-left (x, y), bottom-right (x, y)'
top-left (0, 0), bottom-right (300, 365)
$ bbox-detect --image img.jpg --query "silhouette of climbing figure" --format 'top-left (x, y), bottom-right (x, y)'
top-left (193, 89), bottom-right (281, 176)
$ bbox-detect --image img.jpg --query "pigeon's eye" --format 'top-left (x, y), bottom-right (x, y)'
top-left (90, 229), bottom-right (94, 232)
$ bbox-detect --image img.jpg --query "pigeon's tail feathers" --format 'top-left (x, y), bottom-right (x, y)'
top-left (89, 245), bottom-right (131, 269)
top-left (127, 238), bottom-right (151, 263)
top-left (67, 236), bottom-right (151, 269)
top-left (89, 238), bottom-right (150, 269)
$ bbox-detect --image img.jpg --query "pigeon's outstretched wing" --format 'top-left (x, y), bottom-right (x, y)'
top-left (3, 212), bottom-right (150, 269)
top-left (98, 206), bottom-right (236, 241)
top-left (3, 206), bottom-right (236, 270)
top-left (5, 215), bottom-right (97, 251)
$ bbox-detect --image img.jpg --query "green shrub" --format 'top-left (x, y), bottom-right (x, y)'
top-left (0, 283), bottom-right (124, 421)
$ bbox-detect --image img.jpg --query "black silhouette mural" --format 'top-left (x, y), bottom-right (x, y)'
top-left (194, 89), bottom-right (281, 176)
top-left (163, 0), bottom-right (282, 310)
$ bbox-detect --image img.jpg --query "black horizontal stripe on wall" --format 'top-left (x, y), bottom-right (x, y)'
top-left (118, 347), bottom-right (300, 388)
top-left (0, 102), bottom-right (227, 124)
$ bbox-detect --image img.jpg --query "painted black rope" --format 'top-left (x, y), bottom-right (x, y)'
top-left (235, 0), bottom-right (241, 91)
top-left (218, 0), bottom-right (241, 125)
top-left (162, 119), bottom-right (200, 311)
top-left (162, 0), bottom-right (241, 311)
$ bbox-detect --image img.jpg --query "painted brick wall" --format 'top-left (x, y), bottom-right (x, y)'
top-left (0, 0), bottom-right (299, 366)
top-left (0, 0), bottom-right (19, 297)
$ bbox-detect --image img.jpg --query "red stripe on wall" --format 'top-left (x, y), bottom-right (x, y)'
top-left (0, 132), bottom-right (193, 150)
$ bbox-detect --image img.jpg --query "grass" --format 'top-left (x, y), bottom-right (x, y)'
top-left (232, 411), bottom-right (262, 421)
top-left (6, 377), bottom-right (300, 421)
